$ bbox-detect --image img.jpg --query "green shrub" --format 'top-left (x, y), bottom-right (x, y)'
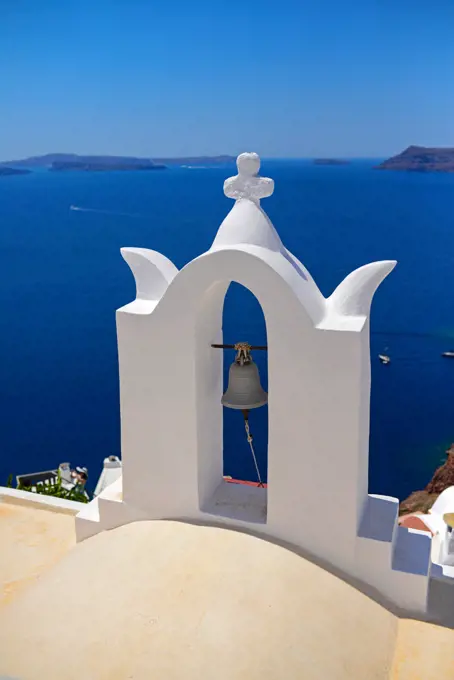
top-left (10, 469), bottom-right (89, 503)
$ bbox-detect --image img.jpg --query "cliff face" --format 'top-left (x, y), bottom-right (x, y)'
top-left (399, 444), bottom-right (454, 516)
top-left (426, 444), bottom-right (454, 493)
top-left (377, 146), bottom-right (454, 172)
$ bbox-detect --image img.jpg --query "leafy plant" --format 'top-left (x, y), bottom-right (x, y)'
top-left (11, 469), bottom-right (89, 503)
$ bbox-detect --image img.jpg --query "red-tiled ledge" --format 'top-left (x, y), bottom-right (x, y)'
top-left (223, 476), bottom-right (268, 488)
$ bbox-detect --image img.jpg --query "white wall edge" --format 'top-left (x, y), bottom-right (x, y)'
top-left (0, 486), bottom-right (85, 515)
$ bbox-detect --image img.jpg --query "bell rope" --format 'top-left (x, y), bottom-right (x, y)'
top-left (244, 416), bottom-right (264, 487)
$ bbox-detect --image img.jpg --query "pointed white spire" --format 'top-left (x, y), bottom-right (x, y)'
top-left (211, 153), bottom-right (284, 252)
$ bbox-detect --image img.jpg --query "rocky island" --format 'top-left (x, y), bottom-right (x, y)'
top-left (313, 158), bottom-right (350, 166)
top-left (377, 146), bottom-right (454, 172)
top-left (0, 167), bottom-right (31, 176)
top-left (0, 154), bottom-right (165, 172)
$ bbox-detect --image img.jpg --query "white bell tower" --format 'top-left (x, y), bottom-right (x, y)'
top-left (76, 153), bottom-right (435, 618)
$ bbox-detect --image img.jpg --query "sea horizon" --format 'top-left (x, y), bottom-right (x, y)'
top-left (1, 151), bottom-right (392, 164)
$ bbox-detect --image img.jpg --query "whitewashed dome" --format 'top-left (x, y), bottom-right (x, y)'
top-left (0, 520), bottom-right (410, 680)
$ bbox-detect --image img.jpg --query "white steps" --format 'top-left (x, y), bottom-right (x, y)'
top-left (356, 494), bottom-right (432, 612)
top-left (75, 474), bottom-right (149, 542)
top-left (75, 497), bottom-right (100, 542)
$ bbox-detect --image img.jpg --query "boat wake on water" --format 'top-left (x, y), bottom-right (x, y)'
top-left (69, 205), bottom-right (141, 218)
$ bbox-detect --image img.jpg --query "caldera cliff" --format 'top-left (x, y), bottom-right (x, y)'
top-left (399, 443), bottom-right (454, 516)
top-left (377, 146), bottom-right (454, 172)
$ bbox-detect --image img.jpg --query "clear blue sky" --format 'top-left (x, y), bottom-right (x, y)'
top-left (1, 0), bottom-right (453, 159)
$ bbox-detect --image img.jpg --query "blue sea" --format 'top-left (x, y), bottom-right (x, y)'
top-left (1, 160), bottom-right (453, 500)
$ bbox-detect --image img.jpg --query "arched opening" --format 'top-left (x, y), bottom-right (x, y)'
top-left (196, 279), bottom-right (268, 525)
top-left (222, 283), bottom-right (268, 486)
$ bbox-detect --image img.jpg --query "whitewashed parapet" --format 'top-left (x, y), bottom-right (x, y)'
top-left (1, 486), bottom-right (84, 515)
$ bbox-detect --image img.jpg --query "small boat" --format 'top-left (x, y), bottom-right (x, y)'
top-left (379, 354), bottom-right (391, 365)
top-left (442, 351), bottom-right (454, 358)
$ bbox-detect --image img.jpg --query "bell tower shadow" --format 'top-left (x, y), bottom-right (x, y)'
top-left (196, 281), bottom-right (269, 525)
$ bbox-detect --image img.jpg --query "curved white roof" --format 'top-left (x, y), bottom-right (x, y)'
top-left (431, 486), bottom-right (454, 517)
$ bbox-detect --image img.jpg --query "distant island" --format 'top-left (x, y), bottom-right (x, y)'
top-left (0, 167), bottom-right (31, 176)
top-left (377, 146), bottom-right (454, 172)
top-left (0, 153), bottom-right (236, 172)
top-left (152, 155), bottom-right (236, 166)
top-left (0, 154), bottom-right (165, 172)
top-left (313, 158), bottom-right (350, 166)
top-left (50, 158), bottom-right (166, 172)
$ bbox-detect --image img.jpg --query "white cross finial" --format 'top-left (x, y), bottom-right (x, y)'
top-left (223, 153), bottom-right (274, 203)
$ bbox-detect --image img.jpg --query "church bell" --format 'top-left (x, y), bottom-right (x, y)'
top-left (222, 342), bottom-right (268, 411)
